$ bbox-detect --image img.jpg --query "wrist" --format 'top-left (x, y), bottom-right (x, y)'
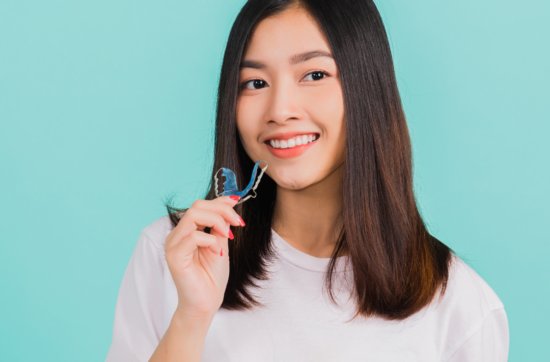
top-left (150, 307), bottom-right (215, 362)
top-left (172, 307), bottom-right (216, 330)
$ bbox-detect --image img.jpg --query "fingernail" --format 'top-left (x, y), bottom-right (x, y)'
top-left (236, 214), bottom-right (245, 227)
top-left (229, 195), bottom-right (240, 201)
top-left (228, 228), bottom-right (234, 240)
top-left (220, 248), bottom-right (223, 257)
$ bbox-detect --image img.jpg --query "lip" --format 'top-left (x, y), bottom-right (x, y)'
top-left (264, 131), bottom-right (318, 142)
top-left (264, 133), bottom-right (319, 159)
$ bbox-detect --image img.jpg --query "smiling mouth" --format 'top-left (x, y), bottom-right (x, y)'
top-left (264, 133), bottom-right (319, 149)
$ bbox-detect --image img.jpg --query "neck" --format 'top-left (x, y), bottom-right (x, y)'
top-left (271, 164), bottom-right (344, 258)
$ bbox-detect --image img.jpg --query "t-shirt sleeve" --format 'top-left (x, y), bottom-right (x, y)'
top-left (445, 308), bottom-right (509, 362)
top-left (105, 231), bottom-right (166, 362)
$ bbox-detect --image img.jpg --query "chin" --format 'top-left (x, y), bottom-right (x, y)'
top-left (269, 169), bottom-right (318, 191)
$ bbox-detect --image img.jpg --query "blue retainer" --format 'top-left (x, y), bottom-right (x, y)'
top-left (214, 160), bottom-right (268, 204)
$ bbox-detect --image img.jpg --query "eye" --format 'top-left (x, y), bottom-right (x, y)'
top-left (303, 71), bottom-right (328, 81)
top-left (241, 79), bottom-right (268, 90)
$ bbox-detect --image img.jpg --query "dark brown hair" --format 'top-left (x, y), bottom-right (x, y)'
top-left (168, 0), bottom-right (453, 320)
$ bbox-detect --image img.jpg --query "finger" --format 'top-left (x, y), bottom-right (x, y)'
top-left (167, 231), bottom-right (221, 267)
top-left (192, 196), bottom-right (241, 212)
top-left (184, 230), bottom-right (221, 255)
top-left (172, 208), bottom-right (230, 242)
top-left (217, 195), bottom-right (241, 206)
top-left (192, 198), bottom-right (245, 227)
top-left (166, 196), bottom-right (242, 250)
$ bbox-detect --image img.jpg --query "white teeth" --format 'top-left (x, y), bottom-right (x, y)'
top-left (268, 134), bottom-right (318, 149)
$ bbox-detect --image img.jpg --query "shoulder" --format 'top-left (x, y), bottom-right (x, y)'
top-left (442, 254), bottom-right (504, 314)
top-left (139, 215), bottom-right (176, 251)
top-left (425, 254), bottom-right (508, 359)
top-left (432, 255), bottom-right (509, 360)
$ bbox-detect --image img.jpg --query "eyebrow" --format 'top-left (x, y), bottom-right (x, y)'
top-left (240, 50), bottom-right (334, 69)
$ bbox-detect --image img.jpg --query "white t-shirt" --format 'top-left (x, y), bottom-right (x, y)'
top-left (105, 216), bottom-right (509, 362)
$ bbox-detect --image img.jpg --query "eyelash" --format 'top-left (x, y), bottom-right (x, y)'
top-left (239, 70), bottom-right (330, 90)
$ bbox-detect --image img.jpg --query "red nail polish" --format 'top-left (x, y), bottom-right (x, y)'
top-left (220, 248), bottom-right (223, 257)
top-left (237, 215), bottom-right (246, 227)
top-left (228, 228), bottom-right (234, 240)
top-left (229, 195), bottom-right (241, 201)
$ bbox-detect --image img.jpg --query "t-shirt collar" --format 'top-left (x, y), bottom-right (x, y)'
top-left (270, 228), bottom-right (349, 273)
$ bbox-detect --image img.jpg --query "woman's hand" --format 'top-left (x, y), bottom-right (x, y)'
top-left (164, 196), bottom-right (244, 321)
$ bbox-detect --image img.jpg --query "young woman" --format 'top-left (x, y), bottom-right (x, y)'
top-left (106, 1), bottom-right (509, 361)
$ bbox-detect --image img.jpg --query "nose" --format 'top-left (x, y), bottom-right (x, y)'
top-left (266, 78), bottom-right (304, 125)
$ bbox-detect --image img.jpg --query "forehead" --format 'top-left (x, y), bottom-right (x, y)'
top-left (243, 7), bottom-right (331, 60)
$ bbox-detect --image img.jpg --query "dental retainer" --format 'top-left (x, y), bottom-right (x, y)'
top-left (214, 160), bottom-right (268, 205)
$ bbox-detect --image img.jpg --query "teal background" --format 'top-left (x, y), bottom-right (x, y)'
top-left (0, 0), bottom-right (548, 360)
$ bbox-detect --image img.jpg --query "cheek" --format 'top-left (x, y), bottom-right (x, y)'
top-left (236, 97), bottom-right (262, 153)
top-left (306, 85), bottom-right (346, 167)
top-left (305, 84), bottom-right (345, 139)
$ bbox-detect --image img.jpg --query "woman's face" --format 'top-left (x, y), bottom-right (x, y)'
top-left (236, 6), bottom-right (345, 191)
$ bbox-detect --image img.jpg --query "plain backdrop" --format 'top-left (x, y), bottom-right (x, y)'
top-left (1, 0), bottom-right (548, 360)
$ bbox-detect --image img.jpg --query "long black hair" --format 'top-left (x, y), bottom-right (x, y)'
top-left (168, 0), bottom-right (452, 320)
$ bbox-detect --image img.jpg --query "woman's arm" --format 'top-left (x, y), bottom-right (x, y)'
top-left (105, 230), bottom-right (167, 361)
top-left (445, 308), bottom-right (509, 362)
top-left (148, 309), bottom-right (213, 362)
top-left (106, 196), bottom-right (243, 362)
top-left (105, 228), bottom-right (215, 362)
